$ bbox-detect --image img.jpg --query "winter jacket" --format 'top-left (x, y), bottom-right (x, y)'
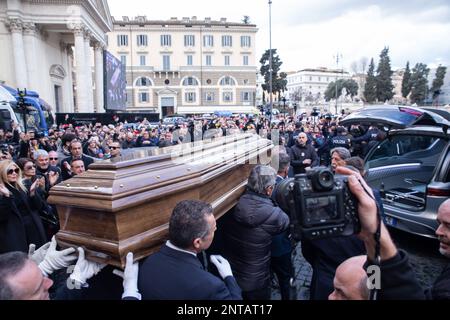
top-left (222, 189), bottom-right (289, 292)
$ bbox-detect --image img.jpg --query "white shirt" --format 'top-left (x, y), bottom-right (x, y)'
top-left (166, 240), bottom-right (197, 257)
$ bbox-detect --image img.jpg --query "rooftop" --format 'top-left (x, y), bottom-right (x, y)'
top-left (112, 16), bottom-right (257, 27)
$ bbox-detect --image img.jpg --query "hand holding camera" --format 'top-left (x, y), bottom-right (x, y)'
top-left (275, 166), bottom-right (361, 240)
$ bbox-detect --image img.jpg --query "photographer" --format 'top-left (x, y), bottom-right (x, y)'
top-left (270, 152), bottom-right (296, 300)
top-left (334, 166), bottom-right (450, 300)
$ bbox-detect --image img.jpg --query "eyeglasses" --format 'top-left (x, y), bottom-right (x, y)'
top-left (7, 168), bottom-right (20, 175)
top-left (49, 157), bottom-right (58, 160)
top-left (25, 165), bottom-right (36, 170)
top-left (109, 146), bottom-right (119, 150)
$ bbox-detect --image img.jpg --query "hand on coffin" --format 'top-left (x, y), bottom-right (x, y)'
top-left (210, 255), bottom-right (233, 279)
top-left (38, 236), bottom-right (77, 276)
top-left (69, 247), bottom-right (106, 286)
top-left (28, 242), bottom-right (51, 265)
top-left (113, 252), bottom-right (141, 300)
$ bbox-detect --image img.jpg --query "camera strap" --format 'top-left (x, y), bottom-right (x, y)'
top-left (287, 182), bottom-right (301, 242)
top-left (360, 182), bottom-right (382, 301)
top-left (369, 200), bottom-right (382, 301)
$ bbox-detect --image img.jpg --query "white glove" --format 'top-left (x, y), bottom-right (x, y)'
top-left (113, 252), bottom-right (141, 300)
top-left (28, 242), bottom-right (51, 265)
top-left (210, 255), bottom-right (233, 279)
top-left (69, 247), bottom-right (106, 286)
top-left (38, 236), bottom-right (77, 276)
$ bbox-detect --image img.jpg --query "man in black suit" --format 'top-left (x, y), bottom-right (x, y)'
top-left (138, 200), bottom-right (242, 300)
top-left (61, 140), bottom-right (94, 180)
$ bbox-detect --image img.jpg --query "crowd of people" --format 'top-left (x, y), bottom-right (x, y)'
top-left (0, 111), bottom-right (448, 300)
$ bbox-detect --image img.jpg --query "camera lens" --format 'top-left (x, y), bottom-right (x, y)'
top-left (310, 167), bottom-right (334, 191)
top-left (318, 170), bottom-right (334, 190)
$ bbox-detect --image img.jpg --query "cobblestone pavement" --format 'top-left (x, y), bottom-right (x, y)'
top-left (270, 228), bottom-right (448, 300)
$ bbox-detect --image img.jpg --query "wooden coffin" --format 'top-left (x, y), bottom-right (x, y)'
top-left (48, 133), bottom-right (273, 267)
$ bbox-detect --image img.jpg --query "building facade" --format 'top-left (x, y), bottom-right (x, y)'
top-left (0, 0), bottom-right (112, 113)
top-left (107, 16), bottom-right (258, 117)
top-left (286, 67), bottom-right (352, 103)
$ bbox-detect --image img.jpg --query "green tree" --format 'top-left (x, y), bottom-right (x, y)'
top-left (401, 61), bottom-right (412, 99)
top-left (325, 79), bottom-right (359, 101)
top-left (259, 49), bottom-right (287, 100)
top-left (375, 47), bottom-right (394, 102)
top-left (364, 58), bottom-right (377, 103)
top-left (409, 63), bottom-right (430, 105)
top-left (430, 65), bottom-right (447, 103)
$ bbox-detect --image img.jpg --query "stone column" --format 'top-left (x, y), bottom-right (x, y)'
top-left (23, 22), bottom-right (39, 92)
top-left (71, 24), bottom-right (88, 112)
top-left (7, 19), bottom-right (28, 88)
top-left (65, 45), bottom-right (75, 112)
top-left (94, 43), bottom-right (105, 113)
top-left (60, 42), bottom-right (73, 113)
top-left (84, 30), bottom-right (94, 112)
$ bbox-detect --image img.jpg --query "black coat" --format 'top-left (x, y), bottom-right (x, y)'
top-left (374, 249), bottom-right (450, 300)
top-left (138, 244), bottom-right (242, 300)
top-left (61, 155), bottom-right (94, 180)
top-left (429, 262), bottom-right (450, 300)
top-left (302, 235), bottom-right (365, 300)
top-left (289, 142), bottom-right (319, 174)
top-left (222, 189), bottom-right (290, 292)
top-left (0, 186), bottom-right (47, 253)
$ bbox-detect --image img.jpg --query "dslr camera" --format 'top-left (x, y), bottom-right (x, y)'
top-left (275, 167), bottom-right (360, 240)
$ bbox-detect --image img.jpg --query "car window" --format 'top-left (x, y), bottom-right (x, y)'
top-left (367, 134), bottom-right (446, 169)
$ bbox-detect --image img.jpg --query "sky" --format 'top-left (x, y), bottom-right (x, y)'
top-left (107, 0), bottom-right (450, 74)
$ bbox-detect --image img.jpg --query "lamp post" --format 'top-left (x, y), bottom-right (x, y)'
top-left (334, 53), bottom-right (342, 115)
top-left (268, 0), bottom-right (273, 124)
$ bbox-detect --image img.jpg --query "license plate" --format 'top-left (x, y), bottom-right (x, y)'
top-left (383, 216), bottom-right (397, 227)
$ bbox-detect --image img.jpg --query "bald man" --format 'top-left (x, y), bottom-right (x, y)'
top-left (328, 255), bottom-right (369, 300)
top-left (288, 132), bottom-right (319, 174)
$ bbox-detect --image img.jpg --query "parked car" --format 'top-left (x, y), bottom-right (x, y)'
top-left (341, 105), bottom-right (450, 238)
top-left (162, 116), bottom-right (185, 127)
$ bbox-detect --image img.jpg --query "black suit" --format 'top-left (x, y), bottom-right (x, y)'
top-left (138, 244), bottom-right (242, 300)
top-left (61, 155), bottom-right (94, 180)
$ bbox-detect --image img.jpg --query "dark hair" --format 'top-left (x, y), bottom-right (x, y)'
top-left (0, 252), bottom-right (29, 300)
top-left (277, 152), bottom-right (291, 173)
top-left (344, 156), bottom-right (366, 177)
top-left (61, 133), bottom-right (77, 146)
top-left (16, 158), bottom-right (34, 171)
top-left (169, 200), bottom-right (213, 249)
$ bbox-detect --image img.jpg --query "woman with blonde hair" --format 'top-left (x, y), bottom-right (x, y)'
top-left (0, 160), bottom-right (47, 253)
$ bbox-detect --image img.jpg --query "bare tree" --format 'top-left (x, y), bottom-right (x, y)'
top-left (351, 61), bottom-right (359, 74)
top-left (360, 57), bottom-right (369, 74)
top-left (291, 87), bottom-right (303, 102)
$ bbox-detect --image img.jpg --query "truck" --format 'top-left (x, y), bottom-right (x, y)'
top-left (0, 85), bottom-right (22, 132)
top-left (0, 84), bottom-right (54, 135)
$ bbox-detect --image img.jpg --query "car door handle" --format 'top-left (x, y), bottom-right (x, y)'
top-left (404, 178), bottom-right (427, 184)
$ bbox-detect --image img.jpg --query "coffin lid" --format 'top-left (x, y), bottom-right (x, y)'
top-left (49, 133), bottom-right (273, 212)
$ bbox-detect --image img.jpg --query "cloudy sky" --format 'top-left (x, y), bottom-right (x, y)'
top-left (107, 0), bottom-right (450, 73)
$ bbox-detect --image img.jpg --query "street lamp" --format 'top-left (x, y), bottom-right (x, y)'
top-left (268, 0), bottom-right (273, 124)
top-left (334, 53), bottom-right (342, 115)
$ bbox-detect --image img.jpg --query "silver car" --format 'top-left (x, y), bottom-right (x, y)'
top-left (341, 105), bottom-right (450, 238)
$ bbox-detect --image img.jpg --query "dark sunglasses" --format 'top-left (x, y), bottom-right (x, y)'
top-left (109, 146), bottom-right (119, 150)
top-left (25, 165), bottom-right (36, 170)
top-left (49, 157), bottom-right (58, 160)
top-left (7, 168), bottom-right (20, 175)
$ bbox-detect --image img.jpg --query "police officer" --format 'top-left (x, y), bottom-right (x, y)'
top-left (331, 127), bottom-right (351, 150)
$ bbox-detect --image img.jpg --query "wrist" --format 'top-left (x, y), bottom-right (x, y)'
top-left (122, 289), bottom-right (141, 300)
